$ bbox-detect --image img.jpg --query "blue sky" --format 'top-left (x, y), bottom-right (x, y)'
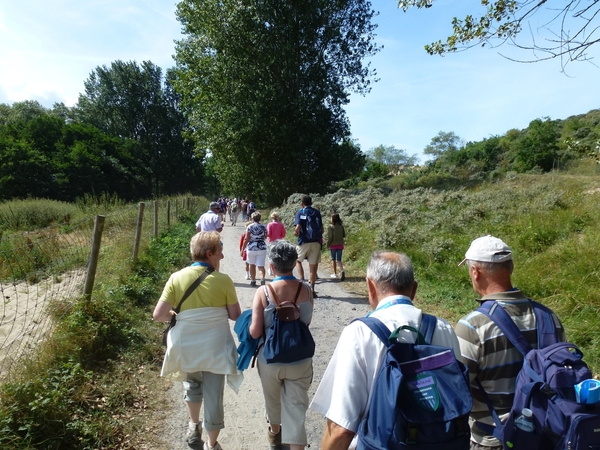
top-left (1, 0), bottom-right (599, 161)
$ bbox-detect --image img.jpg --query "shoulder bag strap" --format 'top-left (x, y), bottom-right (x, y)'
top-left (173, 267), bottom-right (214, 314)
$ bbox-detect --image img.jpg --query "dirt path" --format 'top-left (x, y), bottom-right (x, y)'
top-left (156, 221), bottom-right (370, 450)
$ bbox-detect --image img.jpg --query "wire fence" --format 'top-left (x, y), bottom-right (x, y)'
top-left (0, 197), bottom-right (203, 382)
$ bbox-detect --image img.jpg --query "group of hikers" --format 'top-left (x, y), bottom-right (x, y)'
top-left (202, 198), bottom-right (257, 229)
top-left (154, 194), bottom-right (596, 450)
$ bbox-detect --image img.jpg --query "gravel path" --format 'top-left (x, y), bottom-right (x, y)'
top-left (156, 221), bottom-right (370, 450)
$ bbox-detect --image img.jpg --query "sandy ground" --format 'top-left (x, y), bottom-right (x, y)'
top-left (156, 220), bottom-right (370, 450)
top-left (0, 268), bottom-right (86, 380)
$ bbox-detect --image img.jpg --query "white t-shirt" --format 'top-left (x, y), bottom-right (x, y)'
top-left (196, 210), bottom-right (222, 231)
top-left (309, 297), bottom-right (461, 449)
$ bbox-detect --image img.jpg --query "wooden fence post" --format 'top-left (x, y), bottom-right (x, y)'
top-left (153, 200), bottom-right (158, 237)
top-left (167, 200), bottom-right (171, 227)
top-left (175, 199), bottom-right (178, 219)
top-left (84, 215), bottom-right (105, 300)
top-left (133, 202), bottom-right (145, 263)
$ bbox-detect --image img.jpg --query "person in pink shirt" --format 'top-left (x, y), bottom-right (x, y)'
top-left (267, 212), bottom-right (287, 242)
top-left (266, 211), bottom-right (287, 276)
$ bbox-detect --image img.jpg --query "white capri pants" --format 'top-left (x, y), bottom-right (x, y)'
top-left (246, 249), bottom-right (267, 267)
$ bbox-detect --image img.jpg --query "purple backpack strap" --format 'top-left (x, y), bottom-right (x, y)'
top-left (477, 300), bottom-right (532, 356)
top-left (529, 300), bottom-right (561, 348)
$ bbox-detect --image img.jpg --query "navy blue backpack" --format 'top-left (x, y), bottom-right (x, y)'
top-left (355, 314), bottom-right (472, 450)
top-left (300, 208), bottom-right (322, 243)
top-left (475, 300), bottom-right (600, 450)
top-left (262, 283), bottom-right (315, 364)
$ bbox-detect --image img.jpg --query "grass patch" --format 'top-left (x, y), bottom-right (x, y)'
top-left (0, 201), bottom-right (203, 449)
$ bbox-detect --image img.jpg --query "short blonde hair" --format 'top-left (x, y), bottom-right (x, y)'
top-left (270, 211), bottom-right (281, 222)
top-left (190, 231), bottom-right (221, 261)
top-left (251, 211), bottom-right (262, 222)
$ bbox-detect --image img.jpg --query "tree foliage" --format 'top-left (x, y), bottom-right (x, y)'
top-left (74, 60), bottom-right (202, 197)
top-left (367, 144), bottom-right (419, 173)
top-left (423, 131), bottom-right (464, 163)
top-left (173, 0), bottom-right (379, 203)
top-left (413, 112), bottom-right (596, 184)
top-left (514, 118), bottom-right (561, 171)
top-left (0, 104), bottom-right (151, 201)
top-left (398, 1), bottom-right (600, 69)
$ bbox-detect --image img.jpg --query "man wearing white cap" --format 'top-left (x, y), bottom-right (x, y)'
top-left (455, 235), bottom-right (565, 450)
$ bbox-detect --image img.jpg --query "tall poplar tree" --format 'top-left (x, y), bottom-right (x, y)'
top-left (173, 0), bottom-right (379, 202)
top-left (75, 61), bottom-right (202, 197)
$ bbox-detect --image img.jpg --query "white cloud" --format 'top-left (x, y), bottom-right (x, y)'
top-left (0, 0), bottom-right (182, 107)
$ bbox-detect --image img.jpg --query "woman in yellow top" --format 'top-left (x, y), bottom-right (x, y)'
top-left (153, 231), bottom-right (241, 450)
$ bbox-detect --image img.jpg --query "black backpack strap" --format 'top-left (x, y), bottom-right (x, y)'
top-left (173, 267), bottom-right (215, 313)
top-left (418, 313), bottom-right (437, 345)
top-left (477, 300), bottom-right (532, 357)
top-left (354, 317), bottom-right (392, 348)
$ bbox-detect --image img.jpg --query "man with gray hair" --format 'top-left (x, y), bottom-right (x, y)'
top-left (310, 251), bottom-right (461, 449)
top-left (455, 235), bottom-right (565, 450)
top-left (196, 202), bottom-right (223, 233)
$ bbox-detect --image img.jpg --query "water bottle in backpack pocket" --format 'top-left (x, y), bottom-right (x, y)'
top-left (476, 300), bottom-right (600, 450)
top-left (504, 408), bottom-right (541, 450)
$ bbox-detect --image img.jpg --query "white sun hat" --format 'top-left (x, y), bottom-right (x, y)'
top-left (458, 235), bottom-right (512, 266)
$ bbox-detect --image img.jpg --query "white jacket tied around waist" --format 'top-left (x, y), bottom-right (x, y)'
top-left (161, 307), bottom-right (243, 392)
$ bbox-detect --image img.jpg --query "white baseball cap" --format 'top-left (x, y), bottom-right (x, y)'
top-left (458, 235), bottom-right (512, 266)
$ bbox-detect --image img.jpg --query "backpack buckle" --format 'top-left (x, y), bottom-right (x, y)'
top-left (541, 383), bottom-right (557, 399)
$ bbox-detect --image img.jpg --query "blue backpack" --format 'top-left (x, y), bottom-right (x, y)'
top-left (355, 314), bottom-right (472, 450)
top-left (301, 208), bottom-right (322, 243)
top-left (475, 300), bottom-right (600, 450)
top-left (262, 283), bottom-right (315, 364)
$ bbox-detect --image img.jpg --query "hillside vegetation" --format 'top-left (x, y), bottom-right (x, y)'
top-left (278, 162), bottom-right (600, 374)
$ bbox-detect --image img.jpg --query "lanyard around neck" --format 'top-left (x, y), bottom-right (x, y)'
top-left (273, 275), bottom-right (296, 281)
top-left (191, 261), bottom-right (210, 267)
top-left (366, 295), bottom-right (413, 317)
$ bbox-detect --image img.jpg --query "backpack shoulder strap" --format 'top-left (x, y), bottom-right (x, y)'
top-left (477, 300), bottom-right (532, 357)
top-left (292, 281), bottom-right (303, 305)
top-left (354, 317), bottom-right (392, 348)
top-left (418, 313), bottom-right (437, 345)
top-left (266, 284), bottom-right (282, 306)
top-left (530, 300), bottom-right (561, 348)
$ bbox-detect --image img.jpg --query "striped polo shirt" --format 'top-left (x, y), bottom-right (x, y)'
top-left (455, 289), bottom-right (565, 447)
